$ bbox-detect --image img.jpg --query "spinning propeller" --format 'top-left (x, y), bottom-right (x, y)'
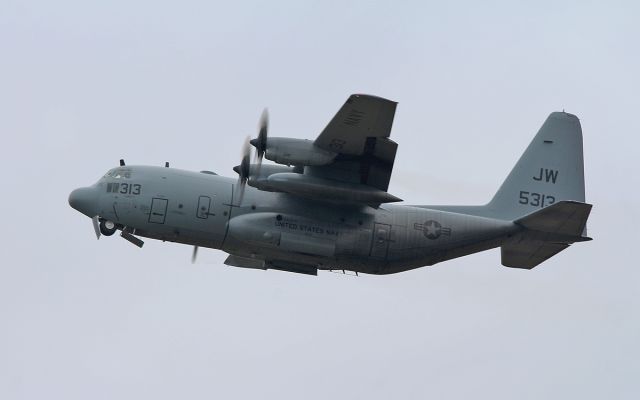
top-left (191, 245), bottom-right (199, 264)
top-left (92, 216), bottom-right (101, 239)
top-left (233, 108), bottom-right (269, 206)
top-left (250, 108), bottom-right (269, 172)
top-left (232, 136), bottom-right (252, 205)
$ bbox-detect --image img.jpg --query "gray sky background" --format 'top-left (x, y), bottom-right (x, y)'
top-left (1, 1), bottom-right (639, 399)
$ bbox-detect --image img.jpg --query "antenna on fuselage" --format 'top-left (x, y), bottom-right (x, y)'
top-left (119, 159), bottom-right (125, 166)
top-left (165, 162), bottom-right (170, 168)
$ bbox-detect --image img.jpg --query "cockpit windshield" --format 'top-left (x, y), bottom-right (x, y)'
top-left (103, 168), bottom-right (132, 179)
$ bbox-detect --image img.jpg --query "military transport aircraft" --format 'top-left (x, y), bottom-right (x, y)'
top-left (69, 94), bottom-right (592, 275)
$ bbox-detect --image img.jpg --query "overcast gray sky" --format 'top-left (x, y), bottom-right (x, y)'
top-left (1, 1), bottom-right (639, 399)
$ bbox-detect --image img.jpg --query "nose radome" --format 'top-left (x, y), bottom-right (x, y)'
top-left (68, 187), bottom-right (99, 217)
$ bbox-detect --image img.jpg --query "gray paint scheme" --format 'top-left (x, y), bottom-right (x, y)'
top-left (68, 96), bottom-right (592, 275)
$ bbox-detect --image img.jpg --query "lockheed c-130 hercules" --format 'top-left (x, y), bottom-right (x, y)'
top-left (69, 94), bottom-right (592, 276)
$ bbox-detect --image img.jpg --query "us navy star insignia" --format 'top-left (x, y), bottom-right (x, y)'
top-left (414, 220), bottom-right (452, 240)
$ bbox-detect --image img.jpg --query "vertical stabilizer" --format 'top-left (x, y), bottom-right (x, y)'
top-left (487, 112), bottom-right (585, 220)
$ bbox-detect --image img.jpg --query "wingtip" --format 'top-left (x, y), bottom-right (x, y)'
top-left (349, 93), bottom-right (397, 104)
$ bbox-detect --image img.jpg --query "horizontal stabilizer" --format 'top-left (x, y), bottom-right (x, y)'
top-left (502, 201), bottom-right (592, 269)
top-left (515, 200), bottom-right (592, 238)
top-left (502, 242), bottom-right (570, 269)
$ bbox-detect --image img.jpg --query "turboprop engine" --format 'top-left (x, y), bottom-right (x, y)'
top-left (233, 106), bottom-right (401, 205)
top-left (263, 138), bottom-right (336, 166)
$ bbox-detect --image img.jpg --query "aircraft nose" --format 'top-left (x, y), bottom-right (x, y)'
top-left (68, 187), bottom-right (99, 217)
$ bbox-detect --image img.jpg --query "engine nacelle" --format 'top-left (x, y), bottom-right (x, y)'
top-left (265, 138), bottom-right (336, 166)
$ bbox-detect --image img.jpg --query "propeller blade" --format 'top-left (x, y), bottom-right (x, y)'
top-left (234, 136), bottom-right (252, 205)
top-left (250, 108), bottom-right (268, 175)
top-left (92, 216), bottom-right (101, 240)
top-left (241, 136), bottom-right (251, 176)
top-left (235, 180), bottom-right (245, 205)
top-left (191, 246), bottom-right (199, 264)
top-left (250, 108), bottom-right (269, 156)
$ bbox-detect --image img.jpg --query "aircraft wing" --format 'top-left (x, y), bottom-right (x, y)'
top-left (310, 94), bottom-right (398, 192)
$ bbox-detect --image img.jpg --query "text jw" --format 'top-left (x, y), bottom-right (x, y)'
top-left (533, 168), bottom-right (558, 184)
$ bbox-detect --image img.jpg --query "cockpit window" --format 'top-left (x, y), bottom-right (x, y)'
top-left (104, 168), bottom-right (132, 179)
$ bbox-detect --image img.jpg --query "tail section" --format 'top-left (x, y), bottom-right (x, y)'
top-left (502, 201), bottom-right (592, 269)
top-left (488, 112), bottom-right (585, 220)
top-left (489, 112), bottom-right (592, 268)
top-left (420, 112), bottom-right (592, 269)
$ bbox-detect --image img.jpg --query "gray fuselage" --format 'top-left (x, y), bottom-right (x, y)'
top-left (71, 165), bottom-right (518, 274)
